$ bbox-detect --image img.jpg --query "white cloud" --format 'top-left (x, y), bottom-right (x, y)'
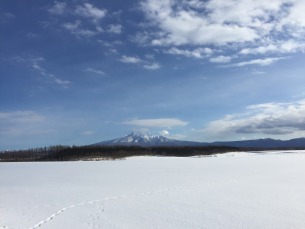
top-left (120, 55), bottom-right (142, 64)
top-left (279, 0), bottom-right (305, 28)
top-left (143, 62), bottom-right (161, 70)
top-left (201, 99), bottom-right (305, 139)
top-left (204, 0), bottom-right (285, 28)
top-left (138, 0), bottom-right (305, 64)
top-left (231, 57), bottom-right (285, 67)
top-left (166, 47), bottom-right (213, 59)
top-left (140, 0), bottom-right (259, 46)
top-left (123, 118), bottom-right (188, 128)
top-left (48, 1), bottom-right (67, 15)
top-left (86, 67), bottom-right (106, 75)
top-left (210, 55), bottom-right (232, 63)
top-left (107, 24), bottom-right (123, 34)
top-left (75, 3), bottom-right (107, 22)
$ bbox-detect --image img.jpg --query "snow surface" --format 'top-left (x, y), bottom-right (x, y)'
top-left (1, 151), bottom-right (305, 229)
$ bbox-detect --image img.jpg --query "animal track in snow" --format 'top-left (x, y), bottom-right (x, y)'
top-left (28, 182), bottom-right (202, 229)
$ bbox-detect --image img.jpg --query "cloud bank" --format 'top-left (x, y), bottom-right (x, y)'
top-left (202, 100), bottom-right (305, 139)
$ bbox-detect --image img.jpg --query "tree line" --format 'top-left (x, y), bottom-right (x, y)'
top-left (0, 145), bottom-right (240, 162)
top-left (2, 144), bottom-right (303, 162)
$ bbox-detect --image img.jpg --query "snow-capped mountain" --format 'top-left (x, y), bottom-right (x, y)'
top-left (92, 132), bottom-right (201, 147)
top-left (92, 133), bottom-right (305, 148)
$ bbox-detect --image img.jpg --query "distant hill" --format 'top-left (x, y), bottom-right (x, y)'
top-left (209, 138), bottom-right (305, 148)
top-left (93, 133), bottom-right (305, 148)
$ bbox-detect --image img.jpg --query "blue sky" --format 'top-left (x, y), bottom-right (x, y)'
top-left (1, 0), bottom-right (305, 150)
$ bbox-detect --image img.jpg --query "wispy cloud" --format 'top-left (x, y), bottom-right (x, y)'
top-left (50, 76), bottom-right (71, 86)
top-left (230, 57), bottom-right (285, 67)
top-left (9, 56), bottom-right (71, 87)
top-left (165, 47), bottom-right (213, 59)
top-left (31, 57), bottom-right (46, 72)
top-left (123, 118), bottom-right (188, 128)
top-left (86, 67), bottom-right (106, 76)
top-left (30, 57), bottom-right (71, 86)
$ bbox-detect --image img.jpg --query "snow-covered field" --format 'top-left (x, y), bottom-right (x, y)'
top-left (1, 151), bottom-right (305, 229)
